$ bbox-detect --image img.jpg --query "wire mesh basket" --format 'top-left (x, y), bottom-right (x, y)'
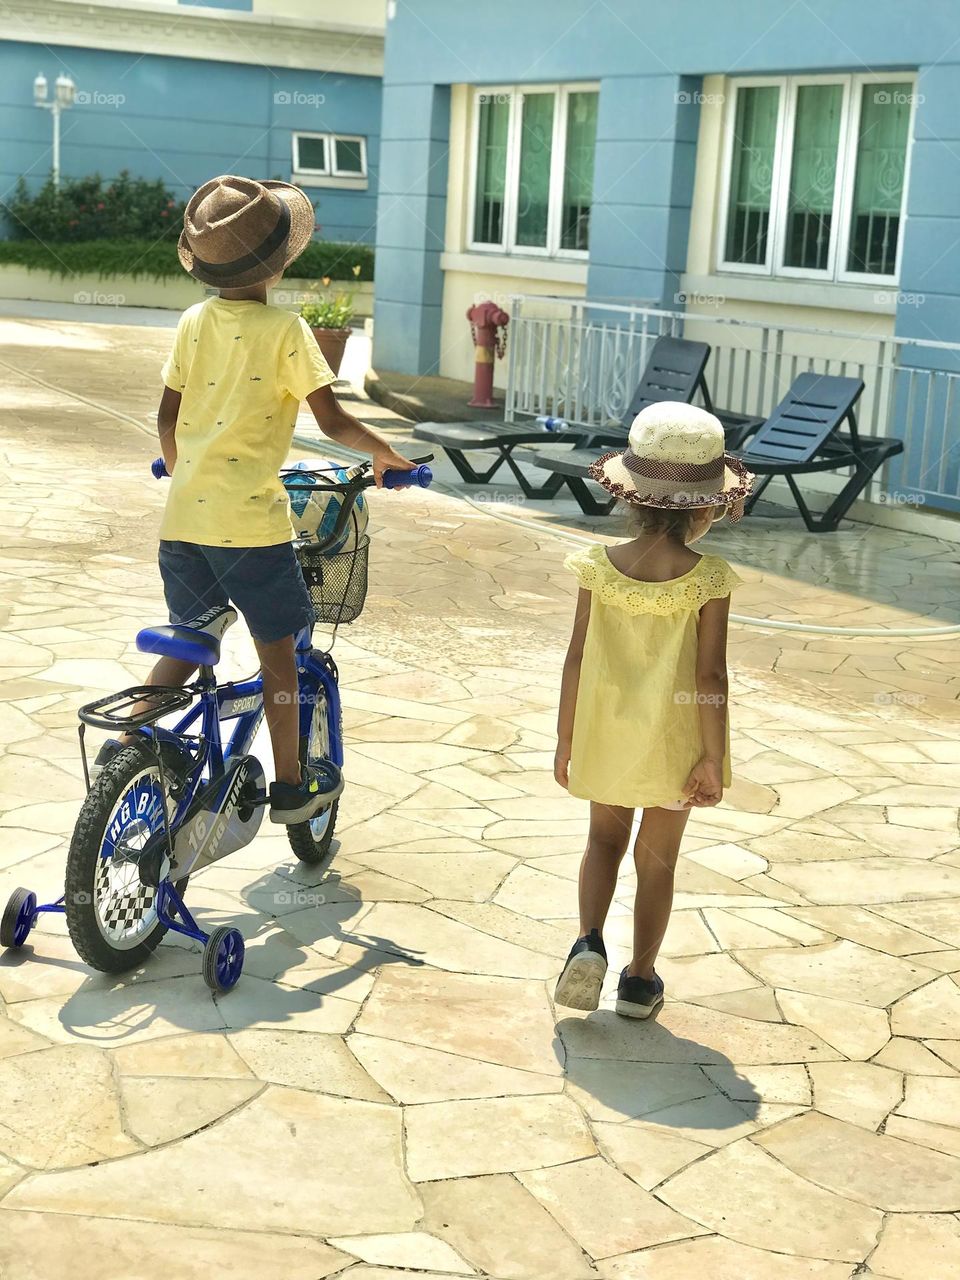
top-left (296, 535), bottom-right (370, 626)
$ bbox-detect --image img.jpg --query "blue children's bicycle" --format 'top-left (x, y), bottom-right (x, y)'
top-left (0, 455), bottom-right (432, 992)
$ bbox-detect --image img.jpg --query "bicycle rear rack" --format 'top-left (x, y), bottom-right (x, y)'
top-left (78, 685), bottom-right (194, 731)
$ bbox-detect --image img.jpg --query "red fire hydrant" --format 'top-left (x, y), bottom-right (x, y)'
top-left (467, 300), bottom-right (509, 408)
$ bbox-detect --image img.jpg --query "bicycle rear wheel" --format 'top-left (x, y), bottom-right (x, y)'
top-left (287, 688), bottom-right (339, 865)
top-left (65, 743), bottom-right (189, 972)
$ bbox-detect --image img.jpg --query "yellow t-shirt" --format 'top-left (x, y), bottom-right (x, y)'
top-left (159, 298), bottom-right (337, 547)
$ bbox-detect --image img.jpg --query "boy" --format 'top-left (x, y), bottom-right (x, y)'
top-left (96, 174), bottom-right (414, 823)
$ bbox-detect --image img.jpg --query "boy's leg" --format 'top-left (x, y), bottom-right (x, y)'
top-left (579, 801), bottom-right (634, 935)
top-left (627, 805), bottom-right (691, 979)
top-left (253, 632), bottom-right (301, 785)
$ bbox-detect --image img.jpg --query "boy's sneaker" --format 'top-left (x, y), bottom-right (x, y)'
top-left (554, 929), bottom-right (608, 1011)
top-left (616, 968), bottom-right (664, 1019)
top-left (269, 762), bottom-right (344, 824)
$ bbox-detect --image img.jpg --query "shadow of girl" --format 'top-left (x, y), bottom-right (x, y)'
top-left (556, 1010), bottom-right (763, 1140)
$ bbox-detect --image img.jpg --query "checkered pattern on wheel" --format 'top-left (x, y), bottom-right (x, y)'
top-left (95, 855), bottom-right (155, 939)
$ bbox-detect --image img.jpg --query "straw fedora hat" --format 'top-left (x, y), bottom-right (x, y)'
top-left (178, 174), bottom-right (315, 289)
top-left (589, 401), bottom-right (755, 521)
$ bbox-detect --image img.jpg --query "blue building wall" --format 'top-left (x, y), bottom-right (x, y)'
top-left (374, 0), bottom-right (960, 377)
top-left (0, 40), bottom-right (381, 244)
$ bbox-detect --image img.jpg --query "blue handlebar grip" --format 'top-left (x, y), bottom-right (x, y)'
top-left (383, 464), bottom-right (433, 489)
top-left (151, 457), bottom-right (169, 479)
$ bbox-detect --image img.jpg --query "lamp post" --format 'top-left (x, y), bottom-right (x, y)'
top-left (33, 72), bottom-right (77, 189)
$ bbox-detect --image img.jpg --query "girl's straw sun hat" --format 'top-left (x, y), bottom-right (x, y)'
top-left (589, 401), bottom-right (755, 521)
top-left (178, 174), bottom-right (315, 289)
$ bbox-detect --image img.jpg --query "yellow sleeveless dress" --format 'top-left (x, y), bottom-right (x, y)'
top-left (565, 545), bottom-right (742, 809)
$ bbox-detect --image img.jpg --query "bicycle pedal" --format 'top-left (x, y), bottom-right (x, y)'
top-left (138, 844), bottom-right (171, 890)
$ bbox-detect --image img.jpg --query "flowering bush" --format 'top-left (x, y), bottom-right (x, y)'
top-left (3, 171), bottom-right (185, 243)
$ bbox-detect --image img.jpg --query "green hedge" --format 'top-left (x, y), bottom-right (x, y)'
top-left (0, 237), bottom-right (374, 282)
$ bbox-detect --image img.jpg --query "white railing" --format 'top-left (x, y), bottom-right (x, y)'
top-left (504, 295), bottom-right (960, 512)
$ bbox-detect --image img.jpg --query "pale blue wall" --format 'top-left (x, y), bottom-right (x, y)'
top-left (373, 0), bottom-right (960, 383)
top-left (0, 40), bottom-right (380, 243)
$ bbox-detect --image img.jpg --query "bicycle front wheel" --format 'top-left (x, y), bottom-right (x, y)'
top-left (65, 744), bottom-right (188, 972)
top-left (287, 686), bottom-right (339, 865)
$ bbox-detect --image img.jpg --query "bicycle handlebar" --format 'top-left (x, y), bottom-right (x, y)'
top-left (151, 457), bottom-right (433, 489)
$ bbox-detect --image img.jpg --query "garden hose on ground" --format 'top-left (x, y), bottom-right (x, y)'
top-left (293, 435), bottom-right (960, 640)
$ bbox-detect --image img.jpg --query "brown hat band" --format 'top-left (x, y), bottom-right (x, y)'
top-left (622, 449), bottom-right (725, 496)
top-left (191, 200), bottom-right (291, 282)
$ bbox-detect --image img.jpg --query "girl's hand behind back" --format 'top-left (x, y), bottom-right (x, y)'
top-left (683, 756), bottom-right (723, 807)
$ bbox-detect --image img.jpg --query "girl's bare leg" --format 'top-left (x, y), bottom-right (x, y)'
top-left (627, 806), bottom-right (691, 979)
top-left (578, 802), bottom-right (635, 935)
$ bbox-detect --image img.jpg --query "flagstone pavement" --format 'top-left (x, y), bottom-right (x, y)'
top-left (0, 313), bottom-right (959, 1279)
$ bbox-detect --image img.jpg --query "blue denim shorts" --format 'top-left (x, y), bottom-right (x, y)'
top-left (158, 540), bottom-right (315, 645)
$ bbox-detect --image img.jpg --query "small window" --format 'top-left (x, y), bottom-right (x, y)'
top-left (333, 137), bottom-right (366, 176)
top-left (293, 134), bottom-right (328, 174)
top-left (720, 74), bottom-right (915, 283)
top-left (469, 83), bottom-right (598, 257)
top-left (292, 133), bottom-right (367, 179)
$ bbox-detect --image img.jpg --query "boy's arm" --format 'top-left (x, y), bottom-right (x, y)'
top-left (555, 588), bottom-right (591, 789)
top-left (306, 385), bottom-right (414, 486)
top-left (158, 387), bottom-right (182, 473)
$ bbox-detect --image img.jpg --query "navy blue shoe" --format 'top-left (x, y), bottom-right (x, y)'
top-left (269, 762), bottom-right (343, 824)
top-left (616, 968), bottom-right (664, 1019)
top-left (554, 929), bottom-right (608, 1011)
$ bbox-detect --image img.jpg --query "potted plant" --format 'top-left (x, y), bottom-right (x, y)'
top-left (300, 288), bottom-right (354, 376)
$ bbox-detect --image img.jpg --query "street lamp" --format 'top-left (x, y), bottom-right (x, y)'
top-left (33, 71), bottom-right (77, 189)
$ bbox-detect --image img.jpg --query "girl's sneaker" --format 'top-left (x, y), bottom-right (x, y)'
top-left (616, 968), bottom-right (664, 1019)
top-left (554, 929), bottom-right (608, 1010)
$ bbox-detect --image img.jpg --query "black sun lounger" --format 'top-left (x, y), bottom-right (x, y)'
top-left (736, 372), bottom-right (903, 531)
top-left (412, 336), bottom-right (712, 499)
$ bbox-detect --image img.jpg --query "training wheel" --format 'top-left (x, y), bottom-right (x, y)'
top-left (1, 888), bottom-right (38, 949)
top-left (202, 925), bottom-right (245, 993)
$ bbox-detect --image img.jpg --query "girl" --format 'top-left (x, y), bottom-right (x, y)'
top-left (553, 401), bottom-right (753, 1018)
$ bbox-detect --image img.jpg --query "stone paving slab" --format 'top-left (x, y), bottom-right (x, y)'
top-left (0, 314), bottom-right (959, 1277)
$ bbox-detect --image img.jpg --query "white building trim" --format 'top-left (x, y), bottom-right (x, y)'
top-left (5, 0), bottom-right (384, 75)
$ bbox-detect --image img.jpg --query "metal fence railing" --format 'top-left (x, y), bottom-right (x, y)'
top-left (504, 295), bottom-right (960, 513)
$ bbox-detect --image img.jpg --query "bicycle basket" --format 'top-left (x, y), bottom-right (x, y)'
top-left (297, 535), bottom-right (370, 626)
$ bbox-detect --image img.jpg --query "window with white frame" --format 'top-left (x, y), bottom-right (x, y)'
top-left (719, 74), bottom-right (915, 283)
top-left (469, 84), bottom-right (598, 257)
top-left (292, 132), bottom-right (367, 178)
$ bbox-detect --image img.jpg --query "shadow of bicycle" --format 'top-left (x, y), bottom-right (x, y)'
top-left (14, 842), bottom-right (423, 1046)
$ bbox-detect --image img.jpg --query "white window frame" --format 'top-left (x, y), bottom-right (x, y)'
top-left (466, 81), bottom-right (598, 260)
top-left (331, 134), bottom-right (367, 178)
top-left (292, 131), bottom-right (330, 176)
top-left (716, 71), bottom-right (917, 285)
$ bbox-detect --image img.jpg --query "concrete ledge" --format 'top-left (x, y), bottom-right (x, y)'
top-left (364, 367), bottom-right (505, 424)
top-left (0, 265), bottom-right (374, 317)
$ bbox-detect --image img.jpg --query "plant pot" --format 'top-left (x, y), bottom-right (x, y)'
top-left (309, 326), bottom-right (350, 377)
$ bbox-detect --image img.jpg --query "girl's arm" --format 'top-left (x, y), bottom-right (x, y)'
top-left (158, 387), bottom-right (181, 474)
top-left (684, 592), bottom-right (731, 807)
top-left (555, 588), bottom-right (591, 788)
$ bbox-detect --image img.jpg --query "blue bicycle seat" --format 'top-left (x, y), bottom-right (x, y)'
top-left (137, 606), bottom-right (238, 667)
